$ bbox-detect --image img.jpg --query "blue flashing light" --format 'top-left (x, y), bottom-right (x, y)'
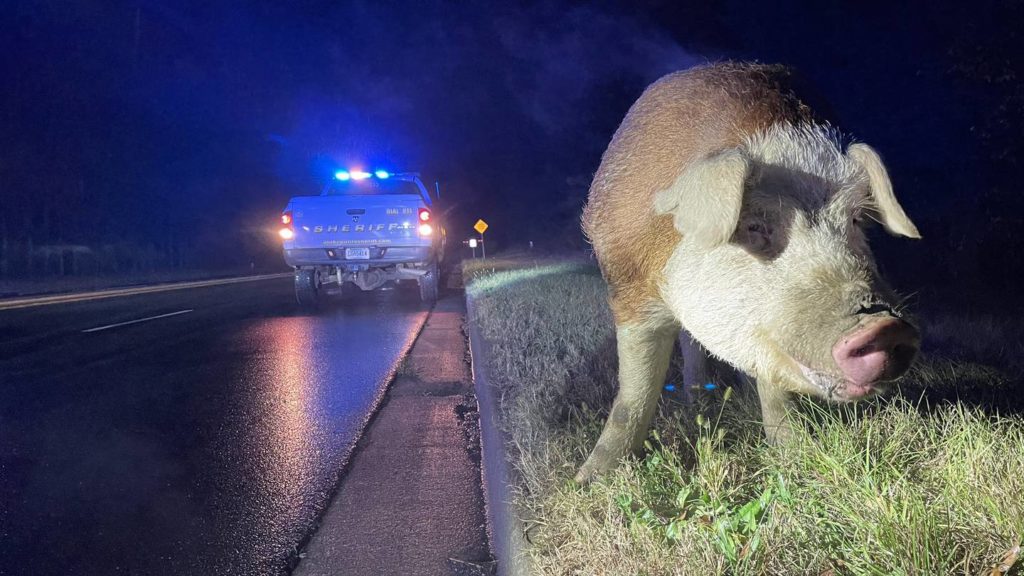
top-left (703, 382), bottom-right (717, 390)
top-left (350, 170), bottom-right (371, 180)
top-left (374, 170), bottom-right (390, 179)
top-left (664, 384), bottom-right (676, 392)
top-left (335, 170), bottom-right (351, 181)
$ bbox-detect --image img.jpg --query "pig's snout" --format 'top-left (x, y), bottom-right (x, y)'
top-left (832, 318), bottom-right (919, 391)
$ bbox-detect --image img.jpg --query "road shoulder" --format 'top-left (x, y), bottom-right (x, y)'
top-left (293, 294), bottom-right (494, 576)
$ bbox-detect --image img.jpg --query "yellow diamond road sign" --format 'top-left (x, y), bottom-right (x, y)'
top-left (473, 219), bottom-right (489, 234)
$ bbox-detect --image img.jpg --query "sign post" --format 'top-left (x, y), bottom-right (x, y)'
top-left (473, 219), bottom-right (489, 259)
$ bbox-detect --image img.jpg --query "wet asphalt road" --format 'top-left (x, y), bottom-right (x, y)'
top-left (0, 277), bottom-right (429, 575)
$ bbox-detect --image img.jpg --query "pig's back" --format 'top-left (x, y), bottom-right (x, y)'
top-left (583, 62), bottom-right (819, 322)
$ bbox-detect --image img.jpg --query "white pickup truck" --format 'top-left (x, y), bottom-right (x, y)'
top-left (279, 170), bottom-right (445, 307)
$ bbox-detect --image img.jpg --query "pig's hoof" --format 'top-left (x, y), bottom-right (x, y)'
top-left (574, 464), bottom-right (601, 485)
top-left (763, 422), bottom-right (798, 445)
top-left (575, 444), bottom-right (618, 485)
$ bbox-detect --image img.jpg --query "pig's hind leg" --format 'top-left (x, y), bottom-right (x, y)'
top-left (576, 321), bottom-right (676, 484)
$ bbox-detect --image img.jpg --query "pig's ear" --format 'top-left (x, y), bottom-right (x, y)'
top-left (847, 143), bottom-right (921, 239)
top-left (654, 149), bottom-right (749, 248)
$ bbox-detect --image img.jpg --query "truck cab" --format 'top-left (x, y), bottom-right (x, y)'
top-left (279, 170), bottom-right (445, 307)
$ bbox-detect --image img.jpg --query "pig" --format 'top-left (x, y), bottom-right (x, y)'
top-left (577, 62), bottom-right (921, 483)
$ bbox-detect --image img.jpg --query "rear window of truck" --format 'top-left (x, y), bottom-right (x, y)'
top-left (324, 179), bottom-right (422, 196)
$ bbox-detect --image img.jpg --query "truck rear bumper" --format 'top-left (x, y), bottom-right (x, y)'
top-left (283, 246), bottom-right (432, 268)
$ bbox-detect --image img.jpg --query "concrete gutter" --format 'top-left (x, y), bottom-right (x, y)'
top-left (466, 296), bottom-right (531, 576)
top-left (0, 272), bottom-right (292, 310)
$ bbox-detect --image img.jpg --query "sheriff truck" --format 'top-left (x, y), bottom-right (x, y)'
top-left (278, 170), bottom-right (445, 307)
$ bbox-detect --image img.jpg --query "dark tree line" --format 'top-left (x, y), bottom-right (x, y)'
top-left (1, 3), bottom-right (293, 280)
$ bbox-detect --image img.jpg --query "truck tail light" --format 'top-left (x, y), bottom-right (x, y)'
top-left (279, 210), bottom-right (294, 240)
top-left (418, 208), bottom-right (431, 222)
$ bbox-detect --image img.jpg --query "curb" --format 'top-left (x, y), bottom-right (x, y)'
top-left (466, 295), bottom-right (531, 576)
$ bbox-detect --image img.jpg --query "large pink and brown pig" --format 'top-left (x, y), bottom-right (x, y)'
top-left (578, 62), bottom-right (921, 482)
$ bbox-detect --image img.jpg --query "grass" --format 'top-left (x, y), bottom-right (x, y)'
top-left (465, 255), bottom-right (1024, 575)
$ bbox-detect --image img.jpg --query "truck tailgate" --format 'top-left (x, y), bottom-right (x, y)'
top-left (288, 195), bottom-right (427, 248)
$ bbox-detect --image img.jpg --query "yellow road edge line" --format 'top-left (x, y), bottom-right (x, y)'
top-left (0, 273), bottom-right (293, 311)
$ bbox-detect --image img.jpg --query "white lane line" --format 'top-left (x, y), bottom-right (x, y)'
top-left (82, 309), bottom-right (194, 333)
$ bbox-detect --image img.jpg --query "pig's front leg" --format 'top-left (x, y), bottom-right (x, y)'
top-left (576, 322), bottom-right (676, 484)
top-left (756, 376), bottom-right (797, 444)
top-left (752, 333), bottom-right (807, 443)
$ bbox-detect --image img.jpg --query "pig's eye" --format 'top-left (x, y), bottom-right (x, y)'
top-left (747, 222), bottom-right (771, 236)
top-left (735, 213), bottom-right (784, 259)
top-left (740, 220), bottom-right (774, 255)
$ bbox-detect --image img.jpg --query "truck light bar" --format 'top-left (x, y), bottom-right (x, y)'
top-left (335, 169), bottom-right (393, 181)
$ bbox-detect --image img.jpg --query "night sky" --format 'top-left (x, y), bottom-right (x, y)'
top-left (2, 1), bottom-right (1021, 298)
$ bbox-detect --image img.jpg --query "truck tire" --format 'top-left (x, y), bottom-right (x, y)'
top-left (418, 263), bottom-right (439, 304)
top-left (295, 268), bottom-right (321, 308)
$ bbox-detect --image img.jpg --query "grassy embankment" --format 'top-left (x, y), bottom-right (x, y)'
top-left (464, 255), bottom-right (1024, 575)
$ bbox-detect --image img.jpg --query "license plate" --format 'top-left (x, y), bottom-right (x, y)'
top-left (345, 247), bottom-right (370, 259)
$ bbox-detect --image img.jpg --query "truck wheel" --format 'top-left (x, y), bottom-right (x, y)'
top-left (418, 263), bottom-right (439, 304)
top-left (295, 268), bottom-right (321, 308)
